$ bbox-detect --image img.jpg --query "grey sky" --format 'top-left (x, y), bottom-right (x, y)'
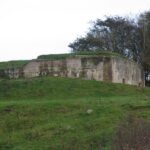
top-left (0, 0), bottom-right (150, 61)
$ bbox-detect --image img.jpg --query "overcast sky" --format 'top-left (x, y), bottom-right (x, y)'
top-left (0, 0), bottom-right (150, 61)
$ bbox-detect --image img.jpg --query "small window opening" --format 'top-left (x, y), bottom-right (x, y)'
top-left (122, 78), bottom-right (125, 84)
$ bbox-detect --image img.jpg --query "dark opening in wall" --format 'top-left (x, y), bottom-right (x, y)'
top-left (122, 78), bottom-right (125, 84)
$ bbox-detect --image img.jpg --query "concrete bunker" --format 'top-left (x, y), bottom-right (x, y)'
top-left (0, 54), bottom-right (145, 86)
top-left (21, 55), bottom-right (144, 86)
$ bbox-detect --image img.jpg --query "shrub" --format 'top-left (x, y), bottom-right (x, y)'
top-left (112, 115), bottom-right (150, 150)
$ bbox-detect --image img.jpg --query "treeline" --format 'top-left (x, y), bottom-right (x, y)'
top-left (69, 11), bottom-right (150, 86)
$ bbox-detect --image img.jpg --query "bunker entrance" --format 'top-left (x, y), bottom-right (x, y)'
top-left (122, 78), bottom-right (125, 84)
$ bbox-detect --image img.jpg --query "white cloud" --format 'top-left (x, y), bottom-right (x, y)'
top-left (0, 0), bottom-right (150, 61)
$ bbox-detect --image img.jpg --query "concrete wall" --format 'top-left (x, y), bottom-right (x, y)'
top-left (111, 57), bottom-right (144, 86)
top-left (0, 68), bottom-right (23, 79)
top-left (0, 56), bottom-right (144, 86)
top-left (22, 57), bottom-right (106, 82)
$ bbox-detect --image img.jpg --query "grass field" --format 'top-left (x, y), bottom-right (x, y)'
top-left (0, 77), bottom-right (149, 150)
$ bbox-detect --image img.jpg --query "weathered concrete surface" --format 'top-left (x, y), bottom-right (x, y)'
top-left (0, 68), bottom-right (23, 79)
top-left (0, 56), bottom-right (144, 86)
top-left (23, 61), bottom-right (40, 78)
top-left (111, 57), bottom-right (144, 86)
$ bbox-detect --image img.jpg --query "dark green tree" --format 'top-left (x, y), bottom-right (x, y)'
top-left (138, 11), bottom-right (150, 86)
top-left (69, 16), bottom-right (142, 62)
top-left (69, 14), bottom-right (150, 86)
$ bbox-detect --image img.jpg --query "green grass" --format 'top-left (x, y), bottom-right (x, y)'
top-left (37, 51), bottom-right (122, 60)
top-left (0, 60), bottom-right (29, 70)
top-left (0, 77), bottom-right (149, 150)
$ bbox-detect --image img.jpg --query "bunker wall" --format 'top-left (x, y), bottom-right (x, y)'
top-left (0, 56), bottom-right (144, 86)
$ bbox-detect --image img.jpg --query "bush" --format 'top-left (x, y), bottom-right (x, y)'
top-left (112, 115), bottom-right (150, 150)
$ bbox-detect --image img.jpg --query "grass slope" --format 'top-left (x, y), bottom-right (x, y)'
top-left (0, 60), bottom-right (29, 70)
top-left (0, 77), bottom-right (150, 150)
top-left (37, 51), bottom-right (122, 60)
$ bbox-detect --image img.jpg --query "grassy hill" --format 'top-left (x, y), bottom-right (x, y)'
top-left (0, 60), bottom-right (29, 70)
top-left (0, 77), bottom-right (149, 150)
top-left (37, 51), bottom-right (122, 60)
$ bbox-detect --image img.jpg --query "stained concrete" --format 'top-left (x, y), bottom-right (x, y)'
top-left (111, 57), bottom-right (144, 86)
top-left (0, 55), bottom-right (145, 86)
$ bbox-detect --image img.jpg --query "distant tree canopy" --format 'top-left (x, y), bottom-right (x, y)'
top-left (68, 11), bottom-right (150, 86)
top-left (138, 11), bottom-right (150, 86)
